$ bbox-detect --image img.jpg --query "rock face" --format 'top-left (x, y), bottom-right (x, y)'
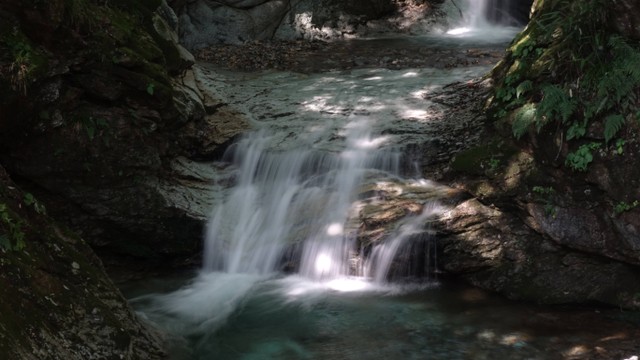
top-left (437, 198), bottom-right (640, 308)
top-left (0, 165), bottom-right (166, 359)
top-left (172, 0), bottom-right (443, 49)
top-left (431, 0), bottom-right (640, 309)
top-left (0, 0), bottom-right (249, 273)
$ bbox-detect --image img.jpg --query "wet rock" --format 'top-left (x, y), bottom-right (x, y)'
top-left (436, 198), bottom-right (640, 309)
top-left (0, 4), bottom-right (249, 274)
top-left (178, 0), bottom-right (290, 49)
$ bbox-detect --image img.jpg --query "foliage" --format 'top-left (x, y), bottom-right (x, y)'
top-left (0, 203), bottom-right (25, 251)
top-left (565, 142), bottom-right (600, 172)
top-left (0, 30), bottom-right (45, 96)
top-left (24, 193), bottom-right (46, 215)
top-left (490, 0), bottom-right (640, 171)
top-left (532, 186), bottom-right (557, 217)
top-left (73, 116), bottom-right (109, 141)
top-left (614, 200), bottom-right (639, 215)
top-left (615, 139), bottom-right (625, 155)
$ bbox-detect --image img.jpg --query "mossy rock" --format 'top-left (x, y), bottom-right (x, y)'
top-left (128, 32), bottom-right (165, 64)
top-left (451, 141), bottom-right (518, 176)
top-left (109, 0), bottom-right (162, 18)
top-left (111, 66), bottom-right (172, 103)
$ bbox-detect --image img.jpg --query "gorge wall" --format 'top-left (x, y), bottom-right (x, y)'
top-left (2, 1), bottom-right (640, 357)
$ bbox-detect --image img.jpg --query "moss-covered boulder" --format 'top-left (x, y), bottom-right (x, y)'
top-left (0, 0), bottom-right (249, 273)
top-left (437, 0), bottom-right (640, 309)
top-left (0, 165), bottom-right (166, 359)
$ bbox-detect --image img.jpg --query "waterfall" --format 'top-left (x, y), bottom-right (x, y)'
top-left (203, 119), bottom-right (404, 280)
top-left (466, 0), bottom-right (490, 28)
top-left (445, 0), bottom-right (524, 40)
top-left (365, 202), bottom-right (442, 283)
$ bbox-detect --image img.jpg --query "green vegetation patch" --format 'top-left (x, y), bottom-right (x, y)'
top-left (0, 18), bottom-right (49, 97)
top-left (489, 0), bottom-right (640, 172)
top-left (451, 141), bottom-right (518, 175)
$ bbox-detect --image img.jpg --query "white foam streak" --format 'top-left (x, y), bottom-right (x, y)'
top-left (366, 202), bottom-right (445, 283)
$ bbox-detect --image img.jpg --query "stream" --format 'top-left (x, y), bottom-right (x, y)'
top-left (125, 2), bottom-right (640, 359)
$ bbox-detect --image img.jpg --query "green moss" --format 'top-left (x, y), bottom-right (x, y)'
top-left (451, 141), bottom-right (518, 175)
top-left (0, 19), bottom-right (49, 97)
top-left (128, 33), bottom-right (165, 63)
top-left (490, 0), bottom-right (640, 172)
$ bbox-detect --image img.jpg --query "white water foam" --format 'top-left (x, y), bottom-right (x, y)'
top-left (443, 0), bottom-right (522, 43)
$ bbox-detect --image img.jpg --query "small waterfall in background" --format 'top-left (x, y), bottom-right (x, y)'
top-left (444, 0), bottom-right (525, 40)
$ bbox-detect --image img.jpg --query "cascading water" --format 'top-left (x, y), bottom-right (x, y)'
top-left (365, 202), bottom-right (442, 283)
top-left (130, 65), bottom-right (486, 344)
top-left (444, 0), bottom-right (524, 41)
top-left (203, 119), bottom-right (403, 279)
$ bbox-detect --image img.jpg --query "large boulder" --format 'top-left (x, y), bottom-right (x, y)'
top-left (0, 1), bottom-right (249, 274)
top-left (432, 0), bottom-right (640, 308)
top-left (178, 0), bottom-right (290, 48)
top-left (0, 165), bottom-right (166, 359)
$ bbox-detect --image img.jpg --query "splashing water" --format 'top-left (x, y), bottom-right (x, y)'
top-left (365, 202), bottom-right (444, 283)
top-left (203, 116), bottom-right (405, 279)
top-left (444, 0), bottom-right (523, 42)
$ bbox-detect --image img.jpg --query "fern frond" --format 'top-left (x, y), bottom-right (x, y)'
top-left (516, 80), bottom-right (533, 99)
top-left (513, 103), bottom-right (538, 138)
top-left (538, 84), bottom-right (575, 123)
top-left (604, 114), bottom-right (625, 143)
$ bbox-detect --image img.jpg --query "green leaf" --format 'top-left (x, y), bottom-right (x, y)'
top-left (14, 237), bottom-right (25, 251)
top-left (0, 234), bottom-right (10, 250)
top-left (566, 122), bottom-right (586, 140)
top-left (616, 139), bottom-right (626, 155)
top-left (24, 193), bottom-right (35, 206)
top-left (86, 125), bottom-right (95, 140)
top-left (512, 103), bottom-right (537, 138)
top-left (95, 118), bottom-right (108, 128)
top-left (604, 114), bottom-right (625, 143)
top-left (565, 143), bottom-right (599, 172)
top-left (516, 80), bottom-right (533, 99)
top-left (146, 83), bottom-right (155, 96)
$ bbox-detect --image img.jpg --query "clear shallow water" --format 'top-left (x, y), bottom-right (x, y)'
top-left (125, 274), bottom-right (640, 360)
